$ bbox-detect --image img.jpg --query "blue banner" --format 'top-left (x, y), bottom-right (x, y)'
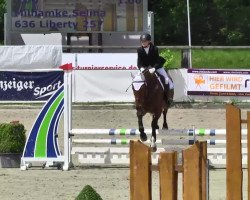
top-left (0, 71), bottom-right (63, 101)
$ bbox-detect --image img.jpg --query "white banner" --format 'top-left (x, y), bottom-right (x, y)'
top-left (74, 70), bottom-right (135, 102)
top-left (188, 69), bottom-right (250, 96)
top-left (74, 54), bottom-right (188, 102)
top-left (76, 53), bottom-right (138, 70)
top-left (72, 68), bottom-right (187, 102)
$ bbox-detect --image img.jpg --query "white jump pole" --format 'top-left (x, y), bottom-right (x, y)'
top-left (186, 0), bottom-right (192, 68)
top-left (62, 64), bottom-right (73, 171)
top-left (71, 128), bottom-right (158, 135)
top-left (70, 128), bottom-right (248, 136)
top-left (68, 67), bottom-right (72, 166)
top-left (72, 138), bottom-right (163, 145)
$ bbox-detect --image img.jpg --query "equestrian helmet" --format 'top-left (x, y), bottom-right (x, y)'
top-left (140, 33), bottom-right (151, 42)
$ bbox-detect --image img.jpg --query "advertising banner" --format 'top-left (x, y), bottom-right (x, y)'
top-left (74, 70), bottom-right (135, 102)
top-left (0, 71), bottom-right (63, 101)
top-left (76, 53), bottom-right (138, 70)
top-left (8, 0), bottom-right (147, 33)
top-left (188, 69), bottom-right (250, 96)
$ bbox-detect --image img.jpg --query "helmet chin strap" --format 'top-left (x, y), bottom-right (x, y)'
top-left (142, 43), bottom-right (150, 48)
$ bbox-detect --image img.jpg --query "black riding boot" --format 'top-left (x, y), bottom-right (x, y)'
top-left (167, 88), bottom-right (174, 107)
top-left (163, 83), bottom-right (171, 106)
top-left (158, 75), bottom-right (170, 105)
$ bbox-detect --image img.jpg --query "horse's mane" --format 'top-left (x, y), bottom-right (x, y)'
top-left (143, 70), bottom-right (160, 89)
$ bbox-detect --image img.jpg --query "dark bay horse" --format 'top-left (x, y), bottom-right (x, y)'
top-left (132, 68), bottom-right (173, 151)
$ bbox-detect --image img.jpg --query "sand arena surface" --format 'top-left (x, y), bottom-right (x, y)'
top-left (0, 105), bottom-right (248, 200)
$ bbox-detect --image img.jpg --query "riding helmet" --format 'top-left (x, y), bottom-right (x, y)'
top-left (140, 33), bottom-right (151, 42)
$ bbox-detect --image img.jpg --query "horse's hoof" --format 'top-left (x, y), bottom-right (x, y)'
top-left (150, 137), bottom-right (157, 152)
top-left (150, 146), bottom-right (157, 152)
top-left (140, 133), bottom-right (147, 142)
top-left (162, 124), bottom-right (168, 130)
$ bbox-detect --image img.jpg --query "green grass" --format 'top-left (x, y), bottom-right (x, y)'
top-left (75, 185), bottom-right (103, 200)
top-left (161, 49), bottom-right (250, 69)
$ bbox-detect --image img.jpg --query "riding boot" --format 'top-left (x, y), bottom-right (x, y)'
top-left (158, 74), bottom-right (172, 106)
top-left (167, 88), bottom-right (174, 107)
top-left (163, 83), bottom-right (170, 105)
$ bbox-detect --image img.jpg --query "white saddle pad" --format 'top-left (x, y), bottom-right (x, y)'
top-left (132, 72), bottom-right (164, 91)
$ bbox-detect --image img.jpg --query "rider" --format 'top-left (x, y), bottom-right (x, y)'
top-left (137, 33), bottom-right (173, 105)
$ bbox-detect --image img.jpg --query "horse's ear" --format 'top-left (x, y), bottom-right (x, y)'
top-left (131, 72), bottom-right (135, 79)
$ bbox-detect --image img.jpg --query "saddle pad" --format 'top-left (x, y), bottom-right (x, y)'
top-left (132, 73), bottom-right (164, 91)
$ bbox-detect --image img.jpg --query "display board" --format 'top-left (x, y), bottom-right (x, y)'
top-left (8, 0), bottom-right (147, 33)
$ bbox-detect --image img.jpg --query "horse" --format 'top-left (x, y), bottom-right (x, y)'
top-left (131, 68), bottom-right (173, 152)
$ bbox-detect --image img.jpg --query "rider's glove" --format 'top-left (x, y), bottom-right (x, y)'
top-left (149, 68), bottom-right (155, 74)
top-left (140, 67), bottom-right (145, 72)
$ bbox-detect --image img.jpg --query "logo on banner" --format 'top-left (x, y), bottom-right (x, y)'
top-left (34, 81), bottom-right (62, 99)
top-left (245, 79), bottom-right (250, 88)
top-left (0, 71), bottom-right (63, 101)
top-left (0, 78), bottom-right (62, 99)
top-left (193, 75), bottom-right (205, 88)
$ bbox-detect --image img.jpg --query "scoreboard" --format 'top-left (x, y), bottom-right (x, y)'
top-left (7, 0), bottom-right (147, 33)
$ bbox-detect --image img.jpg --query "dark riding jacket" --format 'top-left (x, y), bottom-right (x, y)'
top-left (137, 43), bottom-right (161, 70)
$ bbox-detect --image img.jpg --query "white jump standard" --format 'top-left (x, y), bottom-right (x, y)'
top-left (20, 64), bottom-right (73, 170)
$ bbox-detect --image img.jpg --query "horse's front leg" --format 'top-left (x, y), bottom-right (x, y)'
top-left (137, 109), bottom-right (147, 142)
top-left (162, 108), bottom-right (168, 129)
top-left (151, 114), bottom-right (160, 152)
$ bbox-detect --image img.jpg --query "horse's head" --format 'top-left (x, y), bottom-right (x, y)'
top-left (131, 72), bottom-right (146, 107)
top-left (132, 68), bottom-right (162, 109)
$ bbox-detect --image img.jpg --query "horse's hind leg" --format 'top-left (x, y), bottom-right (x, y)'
top-left (162, 108), bottom-right (168, 129)
top-left (137, 110), bottom-right (147, 141)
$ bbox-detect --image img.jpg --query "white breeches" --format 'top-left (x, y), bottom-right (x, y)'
top-left (156, 67), bottom-right (174, 89)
